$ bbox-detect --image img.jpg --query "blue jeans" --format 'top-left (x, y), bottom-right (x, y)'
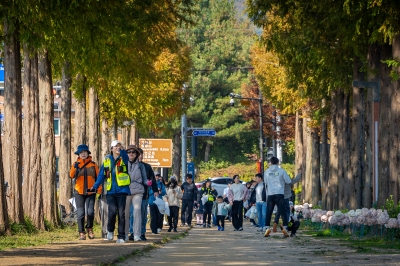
top-left (256, 202), bottom-right (267, 228)
top-left (129, 204), bottom-right (134, 234)
top-left (141, 199), bottom-right (149, 235)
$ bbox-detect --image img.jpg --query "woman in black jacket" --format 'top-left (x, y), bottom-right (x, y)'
top-left (198, 180), bottom-right (218, 228)
top-left (180, 174), bottom-right (198, 227)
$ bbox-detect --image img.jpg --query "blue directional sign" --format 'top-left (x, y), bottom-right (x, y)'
top-left (192, 129), bottom-right (216, 137)
top-left (0, 64), bottom-right (4, 82)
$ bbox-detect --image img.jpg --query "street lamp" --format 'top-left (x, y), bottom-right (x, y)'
top-left (230, 91), bottom-right (264, 174)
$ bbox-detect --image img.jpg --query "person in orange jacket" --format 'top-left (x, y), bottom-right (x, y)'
top-left (69, 144), bottom-right (101, 240)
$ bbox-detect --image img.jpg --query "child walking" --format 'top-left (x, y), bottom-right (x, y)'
top-left (195, 200), bottom-right (204, 226)
top-left (213, 196), bottom-right (230, 231)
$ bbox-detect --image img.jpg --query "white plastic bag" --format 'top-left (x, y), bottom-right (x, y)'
top-left (250, 206), bottom-right (257, 219)
top-left (243, 201), bottom-right (249, 209)
top-left (201, 194), bottom-right (208, 205)
top-left (154, 197), bottom-right (165, 214)
top-left (164, 201), bottom-right (170, 216)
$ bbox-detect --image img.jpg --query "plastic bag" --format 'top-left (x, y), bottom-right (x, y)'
top-left (201, 194), bottom-right (208, 205)
top-left (154, 197), bottom-right (165, 214)
top-left (164, 202), bottom-right (170, 216)
top-left (250, 206), bottom-right (257, 219)
top-left (243, 201), bottom-right (249, 209)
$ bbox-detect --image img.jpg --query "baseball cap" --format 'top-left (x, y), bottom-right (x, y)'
top-left (110, 140), bottom-right (122, 148)
top-left (154, 171), bottom-right (161, 176)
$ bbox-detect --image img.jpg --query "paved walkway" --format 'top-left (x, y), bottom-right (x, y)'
top-left (117, 221), bottom-right (400, 266)
top-left (2, 219), bottom-right (400, 265)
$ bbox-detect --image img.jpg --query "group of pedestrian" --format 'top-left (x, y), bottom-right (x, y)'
top-left (69, 141), bottom-right (201, 243)
top-left (69, 141), bottom-right (301, 242)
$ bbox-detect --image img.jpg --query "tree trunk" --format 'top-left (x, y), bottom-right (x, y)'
top-left (3, 18), bottom-right (24, 223)
top-left (327, 89), bottom-right (340, 210)
top-left (22, 46), bottom-right (44, 229)
top-left (101, 118), bottom-right (110, 160)
top-left (350, 57), bottom-right (365, 209)
top-left (59, 62), bottom-right (72, 214)
top-left (122, 127), bottom-right (128, 146)
top-left (304, 118), bottom-right (312, 204)
top-left (390, 36), bottom-right (400, 205)
top-left (294, 111), bottom-right (304, 203)
top-left (74, 76), bottom-right (86, 147)
top-left (88, 87), bottom-right (100, 223)
top-left (321, 99), bottom-right (329, 210)
top-left (311, 128), bottom-right (321, 206)
top-left (378, 43), bottom-right (392, 206)
top-left (341, 91), bottom-right (351, 210)
top-left (364, 44), bottom-right (380, 208)
top-left (112, 118), bottom-right (118, 140)
top-left (88, 87), bottom-right (100, 164)
top-left (129, 122), bottom-right (139, 146)
top-left (172, 132), bottom-right (181, 181)
top-left (301, 114), bottom-right (307, 203)
top-left (38, 50), bottom-right (58, 226)
top-left (0, 140), bottom-right (9, 234)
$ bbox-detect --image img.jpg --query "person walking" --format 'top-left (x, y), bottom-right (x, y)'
top-left (69, 144), bottom-right (100, 240)
top-left (213, 196), bottom-right (230, 231)
top-left (148, 172), bottom-right (166, 234)
top-left (180, 174), bottom-right (198, 227)
top-left (249, 173), bottom-right (267, 232)
top-left (137, 148), bottom-right (158, 241)
top-left (165, 177), bottom-right (183, 232)
top-left (228, 175), bottom-right (248, 231)
top-left (123, 145), bottom-right (147, 242)
top-left (272, 169), bottom-right (301, 232)
top-left (91, 140), bottom-right (130, 244)
top-left (263, 156), bottom-right (292, 237)
top-left (198, 180), bottom-right (218, 228)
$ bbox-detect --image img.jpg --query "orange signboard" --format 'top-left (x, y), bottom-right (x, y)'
top-left (139, 138), bottom-right (173, 168)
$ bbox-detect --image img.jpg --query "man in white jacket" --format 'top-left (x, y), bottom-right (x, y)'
top-left (263, 156), bottom-right (292, 237)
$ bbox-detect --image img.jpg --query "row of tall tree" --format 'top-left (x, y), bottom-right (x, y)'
top-left (0, 0), bottom-right (194, 234)
top-left (247, 0), bottom-right (400, 210)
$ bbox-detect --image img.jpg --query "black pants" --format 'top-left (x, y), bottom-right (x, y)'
top-left (74, 193), bottom-right (96, 233)
top-left (231, 200), bottom-right (243, 229)
top-left (203, 201), bottom-right (213, 225)
top-left (168, 206), bottom-right (180, 229)
top-left (266, 194), bottom-right (288, 227)
top-left (216, 215), bottom-right (225, 227)
top-left (106, 193), bottom-right (127, 240)
top-left (181, 200), bottom-right (194, 225)
top-left (288, 220), bottom-right (300, 235)
top-left (149, 204), bottom-right (160, 234)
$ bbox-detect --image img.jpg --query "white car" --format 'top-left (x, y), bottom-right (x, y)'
top-left (195, 177), bottom-right (245, 197)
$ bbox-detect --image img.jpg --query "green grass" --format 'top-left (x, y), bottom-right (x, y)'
top-left (0, 223), bottom-right (102, 251)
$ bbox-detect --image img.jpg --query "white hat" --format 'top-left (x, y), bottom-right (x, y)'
top-left (110, 140), bottom-right (122, 148)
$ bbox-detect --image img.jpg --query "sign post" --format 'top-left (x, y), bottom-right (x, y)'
top-left (139, 138), bottom-right (173, 168)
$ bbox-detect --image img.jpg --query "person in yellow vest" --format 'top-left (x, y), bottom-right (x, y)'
top-left (91, 140), bottom-right (131, 244)
top-left (69, 144), bottom-right (100, 240)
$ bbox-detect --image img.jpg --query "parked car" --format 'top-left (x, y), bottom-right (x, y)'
top-left (195, 177), bottom-right (245, 197)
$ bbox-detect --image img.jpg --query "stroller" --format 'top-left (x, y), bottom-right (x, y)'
top-left (59, 198), bottom-right (78, 226)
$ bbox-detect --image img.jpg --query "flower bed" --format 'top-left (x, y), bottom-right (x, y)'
top-left (296, 203), bottom-right (400, 241)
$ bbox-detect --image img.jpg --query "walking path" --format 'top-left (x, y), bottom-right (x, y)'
top-left (2, 220), bottom-right (400, 265)
top-left (117, 222), bottom-right (400, 266)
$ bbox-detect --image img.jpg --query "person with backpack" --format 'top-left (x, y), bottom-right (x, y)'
top-left (123, 145), bottom-right (147, 242)
top-left (91, 140), bottom-right (130, 244)
top-left (69, 144), bottom-right (100, 240)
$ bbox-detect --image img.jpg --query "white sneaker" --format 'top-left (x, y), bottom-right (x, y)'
top-left (134, 236), bottom-right (142, 241)
top-left (107, 231), bottom-right (114, 241)
top-left (157, 228), bottom-right (162, 233)
top-left (257, 227), bottom-right (263, 232)
top-left (116, 239), bottom-right (125, 244)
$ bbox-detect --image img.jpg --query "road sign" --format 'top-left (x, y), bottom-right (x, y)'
top-left (139, 138), bottom-right (173, 167)
top-left (192, 129), bottom-right (216, 137)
